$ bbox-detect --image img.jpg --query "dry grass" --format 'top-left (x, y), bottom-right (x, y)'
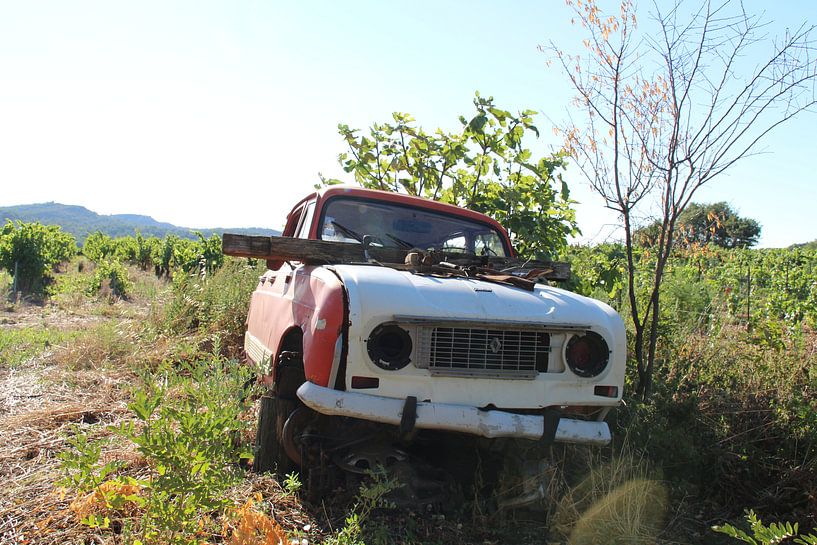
top-left (549, 445), bottom-right (669, 545)
top-left (0, 366), bottom-right (134, 545)
top-left (0, 291), bottom-right (326, 545)
top-left (0, 293), bottom-right (146, 544)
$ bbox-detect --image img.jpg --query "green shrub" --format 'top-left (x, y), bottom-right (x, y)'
top-left (89, 260), bottom-right (131, 299)
top-left (114, 232), bottom-right (153, 270)
top-left (58, 358), bottom-right (254, 544)
top-left (82, 231), bottom-right (117, 263)
top-left (159, 258), bottom-right (262, 356)
top-left (0, 220), bottom-right (77, 294)
top-left (616, 324), bottom-right (817, 522)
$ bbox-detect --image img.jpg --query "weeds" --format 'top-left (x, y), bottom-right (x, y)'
top-left (0, 326), bottom-right (80, 368)
top-left (324, 468), bottom-right (401, 545)
top-left (58, 358), bottom-right (255, 545)
top-left (714, 510), bottom-right (817, 545)
top-left (283, 472), bottom-right (303, 496)
top-left (618, 323), bottom-right (817, 525)
top-left (158, 258), bottom-right (262, 356)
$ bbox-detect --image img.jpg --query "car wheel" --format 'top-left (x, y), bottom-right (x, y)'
top-left (254, 352), bottom-right (306, 475)
top-left (254, 393), bottom-right (298, 475)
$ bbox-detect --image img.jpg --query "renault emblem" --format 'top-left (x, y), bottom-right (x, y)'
top-left (489, 337), bottom-right (502, 354)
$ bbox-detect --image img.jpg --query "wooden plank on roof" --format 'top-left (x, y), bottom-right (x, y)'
top-left (222, 233), bottom-right (571, 280)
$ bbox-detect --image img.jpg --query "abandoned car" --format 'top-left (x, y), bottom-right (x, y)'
top-left (223, 186), bottom-right (626, 508)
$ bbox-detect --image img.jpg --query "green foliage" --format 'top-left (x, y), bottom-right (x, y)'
top-left (636, 202), bottom-right (761, 249)
top-left (564, 243), bottom-right (627, 304)
top-left (324, 468), bottom-right (401, 545)
top-left (568, 242), bottom-right (817, 522)
top-left (332, 92), bottom-right (579, 258)
top-left (172, 232), bottom-right (223, 275)
top-left (570, 244), bottom-right (817, 334)
top-left (615, 319), bottom-right (817, 518)
top-left (114, 231), bottom-right (153, 270)
top-left (159, 258), bottom-right (263, 356)
top-left (283, 471), bottom-right (302, 496)
top-left (58, 359), bottom-right (254, 545)
top-left (82, 231), bottom-right (118, 263)
top-left (0, 326), bottom-right (80, 367)
top-left (89, 259), bottom-right (132, 299)
top-left (0, 220), bottom-right (77, 293)
top-left (58, 431), bottom-right (124, 494)
top-left (714, 511), bottom-right (817, 545)
top-left (141, 233), bottom-right (222, 278)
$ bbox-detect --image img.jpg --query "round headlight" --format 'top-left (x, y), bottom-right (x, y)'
top-left (565, 331), bottom-right (610, 378)
top-left (367, 324), bottom-right (412, 370)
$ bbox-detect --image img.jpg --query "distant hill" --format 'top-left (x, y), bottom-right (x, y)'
top-left (0, 202), bottom-right (280, 245)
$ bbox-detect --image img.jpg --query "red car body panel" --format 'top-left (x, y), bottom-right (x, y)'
top-left (246, 264), bottom-right (345, 388)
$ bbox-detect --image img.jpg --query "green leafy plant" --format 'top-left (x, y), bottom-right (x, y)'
top-left (713, 510), bottom-right (817, 545)
top-left (0, 220), bottom-right (76, 293)
top-left (324, 468), bottom-right (401, 545)
top-left (89, 259), bottom-right (132, 299)
top-left (283, 471), bottom-right (302, 496)
top-left (58, 359), bottom-right (254, 545)
top-left (331, 92), bottom-right (579, 259)
top-left (82, 231), bottom-right (118, 263)
top-left (58, 430), bottom-right (124, 494)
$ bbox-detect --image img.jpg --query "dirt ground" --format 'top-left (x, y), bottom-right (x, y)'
top-left (0, 301), bottom-right (133, 544)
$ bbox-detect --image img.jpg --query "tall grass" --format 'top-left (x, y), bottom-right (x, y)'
top-left (616, 321), bottom-right (817, 530)
top-left (550, 445), bottom-right (667, 545)
top-left (156, 258), bottom-right (263, 357)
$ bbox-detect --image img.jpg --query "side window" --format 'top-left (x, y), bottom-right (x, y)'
top-left (295, 202), bottom-right (316, 239)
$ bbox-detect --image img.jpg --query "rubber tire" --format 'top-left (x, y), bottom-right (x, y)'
top-left (254, 352), bottom-right (306, 476)
top-left (254, 394), bottom-right (297, 475)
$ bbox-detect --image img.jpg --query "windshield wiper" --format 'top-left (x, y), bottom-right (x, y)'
top-left (330, 221), bottom-right (364, 243)
top-left (385, 233), bottom-right (416, 249)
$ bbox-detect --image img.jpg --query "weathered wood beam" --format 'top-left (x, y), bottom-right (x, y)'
top-left (222, 234), bottom-right (571, 281)
top-left (222, 234), bottom-right (405, 263)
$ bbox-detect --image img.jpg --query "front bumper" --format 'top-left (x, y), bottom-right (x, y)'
top-left (297, 382), bottom-right (611, 446)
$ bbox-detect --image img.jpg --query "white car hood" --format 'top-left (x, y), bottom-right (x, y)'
top-left (330, 264), bottom-right (620, 331)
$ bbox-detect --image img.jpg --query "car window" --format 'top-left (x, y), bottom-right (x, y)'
top-left (319, 197), bottom-right (509, 257)
top-left (295, 202), bottom-right (316, 239)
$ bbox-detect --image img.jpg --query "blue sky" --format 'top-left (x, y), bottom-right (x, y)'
top-left (0, 1), bottom-right (814, 247)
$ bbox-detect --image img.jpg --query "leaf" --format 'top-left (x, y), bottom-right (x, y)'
top-left (468, 114), bottom-right (488, 134)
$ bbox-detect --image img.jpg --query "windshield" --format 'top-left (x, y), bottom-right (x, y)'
top-left (318, 197), bottom-right (509, 257)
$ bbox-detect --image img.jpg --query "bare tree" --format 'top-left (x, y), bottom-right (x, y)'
top-left (546, 0), bottom-right (817, 399)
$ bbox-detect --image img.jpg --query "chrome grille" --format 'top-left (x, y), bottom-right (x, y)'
top-left (415, 326), bottom-right (550, 379)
